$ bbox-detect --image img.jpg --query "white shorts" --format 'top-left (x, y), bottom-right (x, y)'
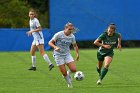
top-left (32, 39), bottom-right (44, 46)
top-left (53, 54), bottom-right (74, 66)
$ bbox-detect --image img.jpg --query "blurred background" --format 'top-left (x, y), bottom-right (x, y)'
top-left (0, 0), bottom-right (140, 51)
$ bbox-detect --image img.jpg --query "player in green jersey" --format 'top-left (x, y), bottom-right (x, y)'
top-left (94, 23), bottom-right (122, 85)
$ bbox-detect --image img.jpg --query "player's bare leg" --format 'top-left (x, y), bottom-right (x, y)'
top-left (97, 56), bottom-right (112, 85)
top-left (67, 62), bottom-right (76, 81)
top-left (97, 61), bottom-right (103, 76)
top-left (59, 64), bottom-right (72, 88)
top-left (28, 45), bottom-right (37, 71)
top-left (37, 44), bottom-right (54, 71)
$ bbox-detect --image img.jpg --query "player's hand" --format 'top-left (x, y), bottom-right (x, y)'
top-left (103, 45), bottom-right (111, 49)
top-left (117, 44), bottom-right (122, 51)
top-left (26, 31), bottom-right (32, 36)
top-left (54, 47), bottom-right (60, 52)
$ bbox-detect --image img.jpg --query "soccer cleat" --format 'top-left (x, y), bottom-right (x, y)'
top-left (97, 79), bottom-right (102, 85)
top-left (67, 84), bottom-right (73, 88)
top-left (28, 67), bottom-right (36, 71)
top-left (48, 64), bottom-right (54, 71)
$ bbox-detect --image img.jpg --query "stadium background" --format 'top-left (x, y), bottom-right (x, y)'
top-left (0, 0), bottom-right (139, 51)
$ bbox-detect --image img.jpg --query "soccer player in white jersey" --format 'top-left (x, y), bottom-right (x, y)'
top-left (26, 9), bottom-right (54, 71)
top-left (48, 22), bottom-right (79, 88)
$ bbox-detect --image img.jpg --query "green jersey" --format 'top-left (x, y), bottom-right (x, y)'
top-left (97, 31), bottom-right (120, 55)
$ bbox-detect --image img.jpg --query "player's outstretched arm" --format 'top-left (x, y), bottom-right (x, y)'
top-left (73, 43), bottom-right (79, 61)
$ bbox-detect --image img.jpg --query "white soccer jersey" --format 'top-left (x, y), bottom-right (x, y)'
top-left (29, 18), bottom-right (44, 40)
top-left (51, 31), bottom-right (76, 56)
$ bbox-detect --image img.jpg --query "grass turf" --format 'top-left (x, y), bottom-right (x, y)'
top-left (0, 48), bottom-right (140, 93)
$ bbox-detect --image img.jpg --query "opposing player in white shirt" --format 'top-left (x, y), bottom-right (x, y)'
top-left (26, 9), bottom-right (54, 71)
top-left (49, 22), bottom-right (79, 88)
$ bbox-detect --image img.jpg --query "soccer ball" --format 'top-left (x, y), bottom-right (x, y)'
top-left (74, 71), bottom-right (84, 81)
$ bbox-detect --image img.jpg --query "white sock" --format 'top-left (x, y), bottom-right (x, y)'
top-left (67, 69), bottom-right (71, 75)
top-left (31, 56), bottom-right (36, 67)
top-left (64, 75), bottom-right (72, 85)
top-left (43, 54), bottom-right (52, 65)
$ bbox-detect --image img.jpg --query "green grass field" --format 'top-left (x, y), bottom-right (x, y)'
top-left (0, 48), bottom-right (140, 93)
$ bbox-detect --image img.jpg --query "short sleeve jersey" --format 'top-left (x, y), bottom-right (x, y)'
top-left (29, 18), bottom-right (44, 40)
top-left (51, 31), bottom-right (76, 56)
top-left (97, 31), bottom-right (120, 54)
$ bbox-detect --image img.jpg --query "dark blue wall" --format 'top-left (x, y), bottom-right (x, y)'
top-left (0, 28), bottom-right (51, 51)
top-left (50, 0), bottom-right (140, 40)
top-left (0, 0), bottom-right (140, 51)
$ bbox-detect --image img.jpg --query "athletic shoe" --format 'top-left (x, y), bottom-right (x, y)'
top-left (68, 83), bottom-right (73, 88)
top-left (97, 79), bottom-right (102, 85)
top-left (48, 64), bottom-right (54, 71)
top-left (28, 67), bottom-right (36, 71)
